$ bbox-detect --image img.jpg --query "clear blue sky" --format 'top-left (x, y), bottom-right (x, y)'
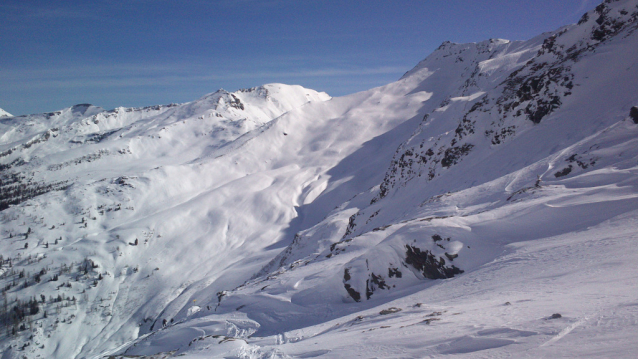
top-left (1, 0), bottom-right (600, 116)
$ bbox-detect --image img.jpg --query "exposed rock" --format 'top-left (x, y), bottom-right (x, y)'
top-left (444, 253), bottom-right (458, 261)
top-left (554, 165), bottom-right (573, 178)
top-left (343, 268), bottom-right (361, 302)
top-left (379, 307), bottom-right (402, 315)
top-left (440, 144), bottom-right (474, 168)
top-left (405, 245), bottom-right (463, 280)
top-left (366, 272), bottom-right (389, 299)
top-left (344, 284), bottom-right (360, 302)
top-left (229, 94), bottom-right (245, 110)
top-left (388, 267), bottom-right (402, 278)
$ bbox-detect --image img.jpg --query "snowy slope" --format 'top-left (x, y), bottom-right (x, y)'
top-left (0, 108), bottom-right (12, 119)
top-left (2, 1), bottom-right (638, 358)
top-left (0, 84), bottom-right (335, 358)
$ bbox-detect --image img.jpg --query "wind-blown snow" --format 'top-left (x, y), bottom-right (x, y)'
top-left (1, 1), bottom-right (638, 358)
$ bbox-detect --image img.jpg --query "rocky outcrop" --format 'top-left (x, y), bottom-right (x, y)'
top-left (405, 245), bottom-right (463, 280)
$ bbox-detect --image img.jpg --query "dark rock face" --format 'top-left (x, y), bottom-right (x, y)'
top-left (343, 268), bottom-right (361, 302)
top-left (388, 267), bottom-right (402, 278)
top-left (554, 165), bottom-right (573, 178)
top-left (375, 135), bottom-right (474, 202)
top-left (590, 2), bottom-right (635, 42)
top-left (566, 153), bottom-right (597, 169)
top-left (404, 245), bottom-right (463, 280)
top-left (366, 272), bottom-right (389, 299)
top-left (441, 144), bottom-right (474, 168)
top-left (229, 94), bottom-right (245, 110)
top-left (630, 106), bottom-right (638, 124)
top-left (499, 62), bottom-right (574, 126)
top-left (344, 284), bottom-right (360, 302)
top-left (342, 213), bottom-right (357, 238)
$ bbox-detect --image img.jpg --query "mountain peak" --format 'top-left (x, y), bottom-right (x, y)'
top-left (400, 37), bottom-right (517, 81)
top-left (0, 107), bottom-right (12, 118)
top-left (70, 103), bottom-right (102, 116)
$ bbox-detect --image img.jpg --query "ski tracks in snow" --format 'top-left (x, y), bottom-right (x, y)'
top-left (540, 317), bottom-right (588, 347)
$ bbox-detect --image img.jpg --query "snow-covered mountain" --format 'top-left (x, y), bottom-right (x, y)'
top-left (0, 108), bottom-right (12, 119)
top-left (2, 1), bottom-right (638, 358)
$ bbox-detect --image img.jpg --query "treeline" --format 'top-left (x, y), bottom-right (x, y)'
top-left (0, 255), bottom-right (101, 336)
top-left (0, 296), bottom-right (40, 336)
top-left (0, 171), bottom-right (68, 211)
top-left (0, 293), bottom-right (78, 336)
top-left (1, 256), bottom-right (100, 293)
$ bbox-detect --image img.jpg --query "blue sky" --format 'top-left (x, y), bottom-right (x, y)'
top-left (1, 0), bottom-right (600, 116)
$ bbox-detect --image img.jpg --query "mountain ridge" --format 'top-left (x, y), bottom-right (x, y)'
top-left (0, 108), bottom-right (12, 119)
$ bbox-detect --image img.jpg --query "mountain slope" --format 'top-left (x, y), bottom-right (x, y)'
top-left (0, 108), bottom-right (12, 119)
top-left (1, 1), bottom-right (638, 358)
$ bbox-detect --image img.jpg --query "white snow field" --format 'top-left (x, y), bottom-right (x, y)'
top-left (1, 1), bottom-right (638, 358)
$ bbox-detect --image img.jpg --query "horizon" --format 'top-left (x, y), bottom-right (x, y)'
top-left (1, 0), bottom-right (599, 116)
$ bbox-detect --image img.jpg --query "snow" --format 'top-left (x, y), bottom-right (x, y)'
top-left (1, 1), bottom-right (638, 358)
top-left (0, 108), bottom-right (12, 119)
top-left (186, 306), bottom-right (201, 316)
